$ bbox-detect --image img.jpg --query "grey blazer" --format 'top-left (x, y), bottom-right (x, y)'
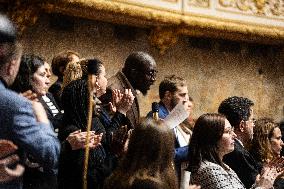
top-left (0, 80), bottom-right (60, 189)
top-left (190, 161), bottom-right (245, 189)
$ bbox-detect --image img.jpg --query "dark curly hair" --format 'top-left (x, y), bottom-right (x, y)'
top-left (218, 96), bottom-right (254, 128)
top-left (10, 54), bottom-right (45, 93)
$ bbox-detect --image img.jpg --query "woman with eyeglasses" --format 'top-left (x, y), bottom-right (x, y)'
top-left (187, 113), bottom-right (283, 189)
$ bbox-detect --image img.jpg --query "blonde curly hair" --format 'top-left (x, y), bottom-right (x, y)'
top-left (61, 59), bottom-right (88, 93)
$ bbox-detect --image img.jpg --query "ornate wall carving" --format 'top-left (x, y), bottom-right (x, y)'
top-left (6, 0), bottom-right (40, 34)
top-left (2, 0), bottom-right (283, 52)
top-left (110, 0), bottom-right (182, 12)
top-left (218, 0), bottom-right (284, 16)
top-left (187, 0), bottom-right (210, 8)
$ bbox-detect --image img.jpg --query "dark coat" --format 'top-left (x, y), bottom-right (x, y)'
top-left (223, 139), bottom-right (259, 189)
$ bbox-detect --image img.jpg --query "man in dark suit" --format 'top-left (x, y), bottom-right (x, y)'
top-left (218, 96), bottom-right (259, 188)
top-left (0, 14), bottom-right (60, 189)
top-left (101, 51), bottom-right (157, 129)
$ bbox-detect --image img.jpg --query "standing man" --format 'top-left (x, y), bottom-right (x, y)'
top-left (147, 75), bottom-right (190, 187)
top-left (218, 96), bottom-right (259, 188)
top-left (102, 51), bottom-right (157, 128)
top-left (0, 14), bottom-right (60, 189)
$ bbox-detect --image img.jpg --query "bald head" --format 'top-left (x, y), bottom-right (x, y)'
top-left (122, 52), bottom-right (157, 95)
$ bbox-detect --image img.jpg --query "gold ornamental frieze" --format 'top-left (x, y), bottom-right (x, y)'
top-left (3, 0), bottom-right (283, 52)
top-left (218, 0), bottom-right (284, 17)
top-left (110, 0), bottom-right (182, 12)
top-left (187, 0), bottom-right (210, 8)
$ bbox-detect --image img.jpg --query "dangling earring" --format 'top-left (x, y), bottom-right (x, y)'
top-left (96, 81), bottom-right (101, 91)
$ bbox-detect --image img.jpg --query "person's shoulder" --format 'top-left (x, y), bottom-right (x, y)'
top-left (0, 88), bottom-right (30, 109)
top-left (108, 72), bottom-right (124, 88)
top-left (131, 177), bottom-right (163, 189)
top-left (198, 161), bottom-right (226, 175)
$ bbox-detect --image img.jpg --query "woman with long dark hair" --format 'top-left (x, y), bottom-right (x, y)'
top-left (187, 113), bottom-right (283, 189)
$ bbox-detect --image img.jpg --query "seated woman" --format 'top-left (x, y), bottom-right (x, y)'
top-left (187, 113), bottom-right (283, 189)
top-left (58, 58), bottom-right (134, 189)
top-left (249, 118), bottom-right (284, 189)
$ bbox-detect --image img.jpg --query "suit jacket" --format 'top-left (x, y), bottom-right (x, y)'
top-left (190, 161), bottom-right (245, 189)
top-left (0, 80), bottom-right (60, 189)
top-left (223, 139), bottom-right (259, 189)
top-left (105, 71), bottom-right (140, 128)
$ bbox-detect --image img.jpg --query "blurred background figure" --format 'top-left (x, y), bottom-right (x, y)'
top-left (0, 13), bottom-right (60, 189)
top-left (249, 118), bottom-right (284, 189)
top-left (49, 50), bottom-right (80, 108)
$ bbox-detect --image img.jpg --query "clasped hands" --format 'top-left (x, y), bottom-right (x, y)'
top-left (255, 157), bottom-right (284, 188)
top-left (0, 140), bottom-right (24, 183)
top-left (66, 130), bottom-right (103, 150)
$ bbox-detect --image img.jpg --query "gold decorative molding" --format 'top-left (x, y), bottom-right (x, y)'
top-left (149, 27), bottom-right (179, 54)
top-left (218, 0), bottom-right (284, 16)
top-left (188, 0), bottom-right (210, 8)
top-left (7, 0), bottom-right (40, 35)
top-left (1, 0), bottom-right (283, 51)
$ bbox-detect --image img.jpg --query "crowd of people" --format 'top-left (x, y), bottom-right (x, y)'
top-left (0, 13), bottom-right (283, 189)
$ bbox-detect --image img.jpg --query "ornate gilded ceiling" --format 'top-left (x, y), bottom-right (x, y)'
top-left (3, 0), bottom-right (284, 52)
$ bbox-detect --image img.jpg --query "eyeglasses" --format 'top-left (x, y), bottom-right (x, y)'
top-left (245, 118), bottom-right (256, 124)
top-left (224, 127), bottom-right (235, 135)
top-left (145, 70), bottom-right (158, 78)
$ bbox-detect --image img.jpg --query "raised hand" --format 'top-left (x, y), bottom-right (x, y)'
top-left (255, 157), bottom-right (284, 188)
top-left (116, 89), bottom-right (135, 115)
top-left (109, 89), bottom-right (123, 113)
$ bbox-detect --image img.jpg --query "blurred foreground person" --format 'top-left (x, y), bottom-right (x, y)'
top-left (0, 14), bottom-right (60, 189)
top-left (104, 120), bottom-right (201, 189)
